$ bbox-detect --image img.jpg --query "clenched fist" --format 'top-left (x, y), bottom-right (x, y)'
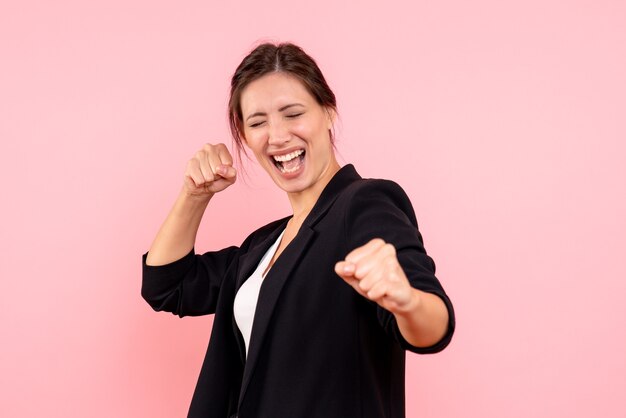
top-left (183, 143), bottom-right (237, 198)
top-left (335, 238), bottom-right (420, 315)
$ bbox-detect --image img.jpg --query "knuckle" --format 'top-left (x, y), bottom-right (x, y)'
top-left (345, 251), bottom-right (358, 263)
top-left (384, 243), bottom-right (396, 255)
top-left (371, 238), bottom-right (385, 246)
top-left (387, 269), bottom-right (399, 281)
top-left (186, 159), bottom-right (198, 170)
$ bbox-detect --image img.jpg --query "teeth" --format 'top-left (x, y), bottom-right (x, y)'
top-left (279, 164), bottom-right (300, 174)
top-left (273, 149), bottom-right (304, 162)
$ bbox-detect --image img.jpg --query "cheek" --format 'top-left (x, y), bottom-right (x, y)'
top-left (292, 118), bottom-right (321, 139)
top-left (290, 121), bottom-right (308, 136)
top-left (244, 131), bottom-right (266, 151)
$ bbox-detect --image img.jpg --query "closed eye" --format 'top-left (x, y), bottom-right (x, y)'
top-left (248, 121), bottom-right (265, 128)
top-left (286, 113), bottom-right (303, 119)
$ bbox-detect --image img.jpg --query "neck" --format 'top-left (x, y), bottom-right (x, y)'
top-left (286, 158), bottom-right (341, 221)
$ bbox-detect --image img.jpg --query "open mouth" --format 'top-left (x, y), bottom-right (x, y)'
top-left (272, 149), bottom-right (306, 174)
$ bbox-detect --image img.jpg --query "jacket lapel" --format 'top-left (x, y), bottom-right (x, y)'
top-left (237, 164), bottom-right (362, 408)
top-left (231, 218), bottom-right (290, 362)
top-left (235, 221), bottom-right (290, 291)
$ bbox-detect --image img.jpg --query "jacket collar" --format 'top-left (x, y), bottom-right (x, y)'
top-left (304, 164), bottom-right (361, 227)
top-left (235, 164), bottom-right (361, 408)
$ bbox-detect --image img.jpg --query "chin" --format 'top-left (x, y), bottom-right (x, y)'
top-left (272, 176), bottom-right (311, 194)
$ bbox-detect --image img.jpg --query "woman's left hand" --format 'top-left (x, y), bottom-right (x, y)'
top-left (335, 238), bottom-right (420, 315)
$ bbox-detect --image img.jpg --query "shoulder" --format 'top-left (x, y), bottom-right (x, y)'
top-left (339, 175), bottom-right (411, 202)
top-left (338, 176), bottom-right (417, 223)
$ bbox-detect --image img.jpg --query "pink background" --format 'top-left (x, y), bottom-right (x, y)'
top-left (1, 0), bottom-right (625, 417)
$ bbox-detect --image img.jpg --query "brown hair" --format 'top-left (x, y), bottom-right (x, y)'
top-left (228, 42), bottom-right (337, 162)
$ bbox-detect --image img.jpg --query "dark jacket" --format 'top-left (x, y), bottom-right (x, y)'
top-left (141, 164), bottom-right (455, 418)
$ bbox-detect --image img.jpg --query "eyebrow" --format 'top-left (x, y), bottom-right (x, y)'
top-left (245, 103), bottom-right (304, 122)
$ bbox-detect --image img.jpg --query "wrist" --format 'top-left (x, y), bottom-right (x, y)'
top-left (179, 187), bottom-right (213, 204)
top-left (174, 188), bottom-right (212, 217)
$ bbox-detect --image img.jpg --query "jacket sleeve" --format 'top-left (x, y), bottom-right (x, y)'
top-left (141, 246), bottom-right (240, 318)
top-left (344, 179), bottom-right (455, 354)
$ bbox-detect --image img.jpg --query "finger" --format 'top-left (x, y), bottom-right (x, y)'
top-left (379, 283), bottom-right (417, 314)
top-left (357, 255), bottom-right (391, 292)
top-left (345, 238), bottom-right (386, 265)
top-left (216, 164), bottom-right (237, 180)
top-left (208, 150), bottom-right (228, 182)
top-left (366, 279), bottom-right (390, 301)
top-left (353, 243), bottom-right (396, 280)
top-left (215, 143), bottom-right (234, 166)
top-left (196, 149), bottom-right (215, 184)
top-left (183, 175), bottom-right (198, 190)
top-left (210, 164), bottom-right (237, 193)
top-left (335, 262), bottom-right (368, 298)
top-left (334, 261), bottom-right (356, 279)
top-left (186, 159), bottom-right (206, 187)
top-left (382, 282), bottom-right (414, 307)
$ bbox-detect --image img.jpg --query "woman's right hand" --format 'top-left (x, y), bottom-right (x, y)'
top-left (183, 143), bottom-right (237, 198)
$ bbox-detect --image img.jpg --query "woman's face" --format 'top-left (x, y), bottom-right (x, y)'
top-left (240, 72), bottom-right (338, 196)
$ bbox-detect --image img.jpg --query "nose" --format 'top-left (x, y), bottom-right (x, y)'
top-left (268, 119), bottom-right (290, 146)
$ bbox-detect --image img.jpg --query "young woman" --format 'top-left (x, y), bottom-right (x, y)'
top-left (142, 42), bottom-right (455, 418)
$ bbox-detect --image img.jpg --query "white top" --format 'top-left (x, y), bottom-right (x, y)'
top-left (233, 229), bottom-right (285, 357)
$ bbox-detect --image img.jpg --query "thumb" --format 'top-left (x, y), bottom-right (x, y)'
top-left (334, 261), bottom-right (356, 279)
top-left (216, 164), bottom-right (237, 180)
